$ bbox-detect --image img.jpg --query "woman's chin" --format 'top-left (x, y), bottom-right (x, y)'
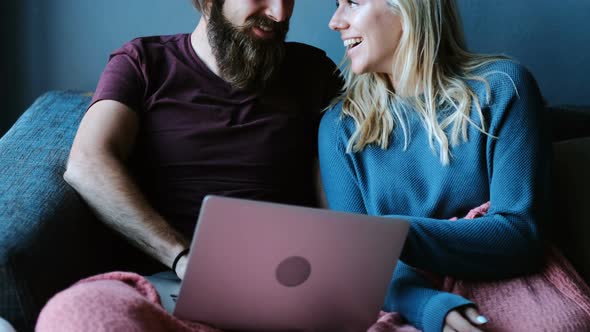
top-left (350, 64), bottom-right (368, 75)
top-left (350, 60), bottom-right (380, 76)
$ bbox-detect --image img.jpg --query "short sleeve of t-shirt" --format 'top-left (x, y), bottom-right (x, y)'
top-left (90, 42), bottom-right (147, 112)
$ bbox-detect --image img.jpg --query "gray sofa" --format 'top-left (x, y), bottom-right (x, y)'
top-left (0, 91), bottom-right (589, 331)
top-left (0, 91), bottom-right (163, 332)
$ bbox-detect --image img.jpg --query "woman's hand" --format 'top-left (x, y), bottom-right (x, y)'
top-left (443, 306), bottom-right (488, 332)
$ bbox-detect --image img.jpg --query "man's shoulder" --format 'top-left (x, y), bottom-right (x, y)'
top-left (282, 42), bottom-right (342, 104)
top-left (283, 42), bottom-right (339, 79)
top-left (285, 42), bottom-right (329, 58)
top-left (114, 34), bottom-right (188, 58)
top-left (126, 34), bottom-right (187, 45)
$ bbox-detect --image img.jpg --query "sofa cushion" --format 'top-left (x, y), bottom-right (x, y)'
top-left (0, 91), bottom-right (100, 331)
top-left (0, 91), bottom-right (169, 331)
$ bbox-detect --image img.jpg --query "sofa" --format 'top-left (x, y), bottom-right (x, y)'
top-left (0, 91), bottom-right (589, 331)
top-left (0, 91), bottom-right (166, 332)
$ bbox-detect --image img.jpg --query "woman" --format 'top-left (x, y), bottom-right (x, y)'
top-left (320, 0), bottom-right (550, 331)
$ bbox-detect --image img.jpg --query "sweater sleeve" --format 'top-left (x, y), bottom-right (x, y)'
top-left (384, 262), bottom-right (473, 332)
top-left (319, 108), bottom-right (473, 332)
top-left (318, 109), bottom-right (365, 213)
top-left (392, 64), bottom-right (549, 279)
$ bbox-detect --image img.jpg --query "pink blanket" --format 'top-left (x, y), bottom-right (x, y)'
top-left (36, 203), bottom-right (590, 331)
top-left (35, 271), bottom-right (418, 332)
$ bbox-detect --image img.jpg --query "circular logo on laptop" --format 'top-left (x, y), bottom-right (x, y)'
top-left (275, 256), bottom-right (311, 287)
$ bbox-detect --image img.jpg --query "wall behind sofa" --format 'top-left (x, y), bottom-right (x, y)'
top-left (2, 0), bottom-right (589, 137)
top-left (0, 2), bottom-right (25, 138)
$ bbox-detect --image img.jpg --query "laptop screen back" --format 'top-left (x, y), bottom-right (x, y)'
top-left (175, 196), bottom-right (409, 332)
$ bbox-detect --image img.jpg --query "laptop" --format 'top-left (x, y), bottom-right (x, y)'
top-left (170, 195), bottom-right (409, 332)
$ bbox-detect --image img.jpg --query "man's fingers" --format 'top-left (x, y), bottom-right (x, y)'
top-left (445, 310), bottom-right (483, 332)
top-left (464, 307), bottom-right (488, 326)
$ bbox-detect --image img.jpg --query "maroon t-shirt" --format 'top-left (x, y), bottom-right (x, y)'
top-left (91, 34), bottom-right (341, 237)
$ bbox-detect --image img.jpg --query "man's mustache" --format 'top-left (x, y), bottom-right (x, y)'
top-left (242, 15), bottom-right (289, 39)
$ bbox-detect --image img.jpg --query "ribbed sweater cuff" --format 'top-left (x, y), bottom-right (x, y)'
top-left (420, 293), bottom-right (473, 332)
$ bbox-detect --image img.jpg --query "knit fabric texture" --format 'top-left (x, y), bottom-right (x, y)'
top-left (0, 91), bottom-right (99, 331)
top-left (318, 60), bottom-right (551, 331)
top-left (0, 91), bottom-right (163, 331)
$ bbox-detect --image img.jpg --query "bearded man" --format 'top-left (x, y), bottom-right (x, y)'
top-left (63, 0), bottom-right (341, 283)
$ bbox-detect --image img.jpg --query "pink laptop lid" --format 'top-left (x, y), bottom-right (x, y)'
top-left (174, 195), bottom-right (409, 332)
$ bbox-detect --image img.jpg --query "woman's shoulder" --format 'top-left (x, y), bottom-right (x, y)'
top-left (322, 101), bottom-right (344, 122)
top-left (469, 59), bottom-right (540, 106)
top-left (471, 59), bottom-right (537, 92)
top-left (474, 58), bottom-right (528, 74)
top-left (469, 59), bottom-right (545, 129)
top-left (319, 101), bottom-right (356, 139)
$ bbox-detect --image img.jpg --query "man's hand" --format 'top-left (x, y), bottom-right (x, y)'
top-left (443, 306), bottom-right (488, 332)
top-left (175, 255), bottom-right (189, 280)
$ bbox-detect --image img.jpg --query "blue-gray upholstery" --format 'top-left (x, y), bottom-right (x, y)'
top-left (0, 91), bottom-right (159, 331)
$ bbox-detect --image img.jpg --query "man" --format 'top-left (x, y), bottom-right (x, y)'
top-left (63, 0), bottom-right (341, 282)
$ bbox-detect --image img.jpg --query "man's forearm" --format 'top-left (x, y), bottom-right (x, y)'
top-left (64, 152), bottom-right (189, 269)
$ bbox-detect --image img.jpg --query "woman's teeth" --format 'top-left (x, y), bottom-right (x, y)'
top-left (344, 38), bottom-right (363, 49)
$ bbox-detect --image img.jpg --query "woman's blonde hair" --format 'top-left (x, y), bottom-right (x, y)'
top-left (335, 0), bottom-right (506, 165)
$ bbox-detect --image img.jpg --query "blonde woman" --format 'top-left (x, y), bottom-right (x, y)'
top-left (320, 0), bottom-right (551, 331)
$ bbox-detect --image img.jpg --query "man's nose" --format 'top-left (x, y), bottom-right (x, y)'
top-left (265, 0), bottom-right (293, 22)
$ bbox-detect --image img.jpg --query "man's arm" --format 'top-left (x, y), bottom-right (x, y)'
top-left (64, 100), bottom-right (190, 278)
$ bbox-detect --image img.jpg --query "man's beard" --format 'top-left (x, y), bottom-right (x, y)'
top-left (207, 1), bottom-right (289, 92)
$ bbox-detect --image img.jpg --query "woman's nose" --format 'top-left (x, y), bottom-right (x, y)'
top-left (329, 6), bottom-right (348, 31)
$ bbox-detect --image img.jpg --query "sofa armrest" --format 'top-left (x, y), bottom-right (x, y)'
top-left (0, 91), bottom-right (109, 331)
top-left (0, 91), bottom-right (92, 255)
top-left (552, 137), bottom-right (590, 285)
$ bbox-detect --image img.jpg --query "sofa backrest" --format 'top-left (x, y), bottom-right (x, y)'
top-left (553, 137), bottom-right (590, 283)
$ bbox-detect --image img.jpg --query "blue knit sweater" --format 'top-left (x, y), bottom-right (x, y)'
top-left (318, 60), bottom-right (551, 331)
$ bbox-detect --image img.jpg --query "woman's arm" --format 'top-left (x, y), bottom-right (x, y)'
top-left (320, 65), bottom-right (550, 280)
top-left (388, 65), bottom-right (550, 278)
top-left (319, 109), bottom-right (473, 332)
top-left (385, 261), bottom-right (474, 332)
